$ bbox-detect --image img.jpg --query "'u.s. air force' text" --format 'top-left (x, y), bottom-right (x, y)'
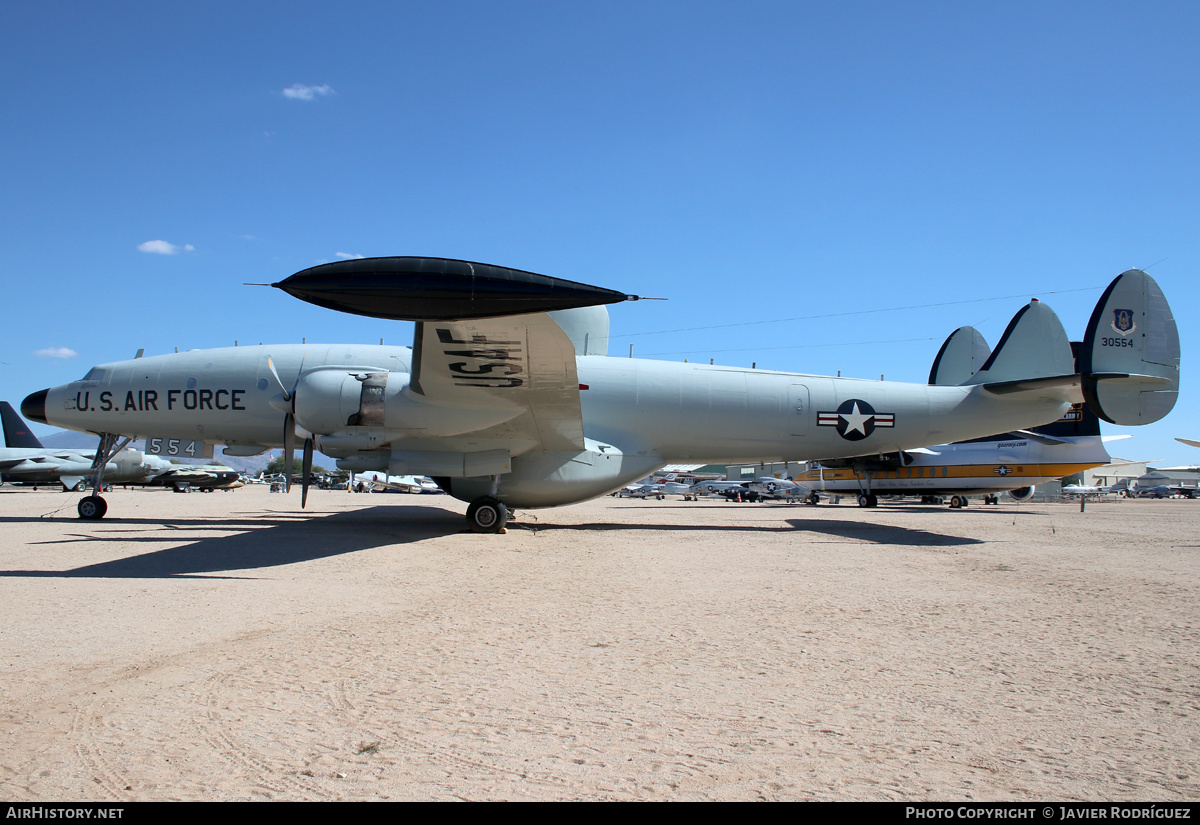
top-left (72, 389), bottom-right (247, 413)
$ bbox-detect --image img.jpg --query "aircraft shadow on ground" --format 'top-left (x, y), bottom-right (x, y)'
top-left (783, 518), bottom-right (985, 546)
top-left (514, 517), bottom-right (983, 547)
top-left (0, 505), bottom-right (463, 580)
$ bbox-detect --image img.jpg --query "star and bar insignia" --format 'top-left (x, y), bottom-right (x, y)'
top-left (817, 399), bottom-right (895, 441)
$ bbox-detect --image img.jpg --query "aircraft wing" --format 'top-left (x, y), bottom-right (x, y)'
top-left (0, 449), bottom-right (84, 469)
top-left (408, 314), bottom-right (585, 452)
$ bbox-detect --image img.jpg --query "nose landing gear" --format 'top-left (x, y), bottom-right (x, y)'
top-left (78, 495), bottom-right (108, 520)
top-left (76, 432), bottom-right (130, 520)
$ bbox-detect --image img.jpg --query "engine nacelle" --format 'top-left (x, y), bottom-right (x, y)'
top-left (293, 369), bottom-right (405, 436)
top-left (1007, 485), bottom-right (1036, 501)
top-left (292, 369), bottom-right (526, 453)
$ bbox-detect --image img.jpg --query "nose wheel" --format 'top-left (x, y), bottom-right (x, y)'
top-left (466, 496), bottom-right (509, 533)
top-left (78, 495), bottom-right (108, 520)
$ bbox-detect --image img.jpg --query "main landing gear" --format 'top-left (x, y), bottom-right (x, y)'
top-left (857, 493), bottom-right (879, 508)
top-left (466, 497), bottom-right (509, 533)
top-left (465, 496), bottom-right (508, 534)
top-left (466, 475), bottom-right (511, 533)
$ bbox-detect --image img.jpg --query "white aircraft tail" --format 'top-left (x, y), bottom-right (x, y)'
top-left (965, 299), bottom-right (1075, 385)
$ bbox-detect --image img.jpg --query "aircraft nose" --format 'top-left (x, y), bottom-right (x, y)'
top-left (21, 389), bottom-right (48, 424)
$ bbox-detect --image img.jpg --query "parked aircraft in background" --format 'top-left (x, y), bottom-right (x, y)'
top-left (1, 402), bottom-right (240, 493)
top-left (616, 483), bottom-right (663, 499)
top-left (687, 479), bottom-right (755, 500)
top-left (356, 471), bottom-right (440, 493)
top-left (148, 464), bottom-right (242, 492)
top-left (0, 401), bottom-right (173, 490)
top-left (1124, 473), bottom-right (1198, 499)
top-left (21, 261), bottom-right (1180, 530)
top-left (746, 476), bottom-right (811, 501)
top-left (1060, 481), bottom-right (1126, 498)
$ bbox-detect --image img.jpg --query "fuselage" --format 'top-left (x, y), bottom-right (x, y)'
top-left (26, 343), bottom-right (1074, 508)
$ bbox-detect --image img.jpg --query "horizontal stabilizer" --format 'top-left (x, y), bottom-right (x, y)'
top-left (967, 300), bottom-right (1074, 386)
top-left (1079, 270), bottom-right (1180, 425)
top-left (928, 327), bottom-right (990, 385)
top-left (981, 374), bottom-right (1082, 395)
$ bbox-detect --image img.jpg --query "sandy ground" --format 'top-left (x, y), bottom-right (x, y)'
top-left (0, 484), bottom-right (1196, 801)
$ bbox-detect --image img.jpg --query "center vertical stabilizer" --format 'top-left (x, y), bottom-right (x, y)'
top-left (966, 300), bottom-right (1074, 385)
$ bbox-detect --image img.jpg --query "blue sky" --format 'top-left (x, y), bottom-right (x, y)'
top-left (2, 1), bottom-right (1197, 465)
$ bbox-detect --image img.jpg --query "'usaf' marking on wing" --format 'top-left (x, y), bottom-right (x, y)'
top-left (435, 328), bottom-right (525, 388)
top-left (817, 399), bottom-right (895, 441)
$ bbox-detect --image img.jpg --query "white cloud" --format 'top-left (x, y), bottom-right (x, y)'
top-left (137, 240), bottom-right (194, 255)
top-left (335, 251), bottom-right (365, 260)
top-left (283, 83), bottom-right (333, 101)
top-left (35, 347), bottom-right (78, 359)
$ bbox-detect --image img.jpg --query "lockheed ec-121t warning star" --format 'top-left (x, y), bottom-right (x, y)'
top-left (21, 258), bottom-right (1180, 532)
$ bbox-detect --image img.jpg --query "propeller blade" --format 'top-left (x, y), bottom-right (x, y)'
top-left (270, 353), bottom-right (306, 496)
top-left (290, 353), bottom-right (307, 400)
top-left (267, 357), bottom-right (291, 401)
top-left (283, 415), bottom-right (295, 493)
top-left (301, 438), bottom-right (313, 509)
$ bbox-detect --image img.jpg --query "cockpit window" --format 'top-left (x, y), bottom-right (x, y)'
top-left (82, 367), bottom-right (110, 381)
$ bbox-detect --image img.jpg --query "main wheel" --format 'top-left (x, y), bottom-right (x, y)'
top-left (807, 493), bottom-right (820, 505)
top-left (78, 495), bottom-right (107, 520)
top-left (466, 497), bottom-right (509, 533)
top-left (857, 494), bottom-right (871, 508)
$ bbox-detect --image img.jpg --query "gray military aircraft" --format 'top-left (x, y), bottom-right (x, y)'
top-left (21, 259), bottom-right (1180, 531)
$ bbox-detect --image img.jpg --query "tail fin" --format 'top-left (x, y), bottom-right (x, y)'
top-left (929, 327), bottom-right (991, 385)
top-left (1079, 269), bottom-right (1180, 425)
top-left (0, 402), bottom-right (44, 448)
top-left (966, 300), bottom-right (1074, 385)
